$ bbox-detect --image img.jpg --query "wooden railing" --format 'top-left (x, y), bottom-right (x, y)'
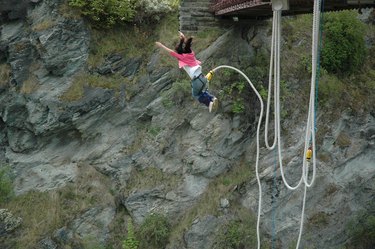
top-left (210, 0), bottom-right (268, 15)
top-left (211, 0), bottom-right (264, 11)
top-left (210, 0), bottom-right (375, 17)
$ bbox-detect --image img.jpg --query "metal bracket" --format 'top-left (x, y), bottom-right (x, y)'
top-left (271, 0), bottom-right (289, 11)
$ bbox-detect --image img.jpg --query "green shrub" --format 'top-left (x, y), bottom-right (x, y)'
top-left (223, 222), bottom-right (244, 248)
top-left (0, 166), bottom-right (14, 204)
top-left (346, 209), bottom-right (375, 249)
top-left (68, 0), bottom-right (136, 27)
top-left (123, 218), bottom-right (139, 249)
top-left (345, 204), bottom-right (375, 249)
top-left (214, 219), bottom-right (257, 249)
top-left (232, 100), bottom-right (245, 114)
top-left (138, 213), bottom-right (170, 249)
top-left (68, 0), bottom-right (180, 27)
top-left (245, 66), bottom-right (268, 86)
top-left (301, 55), bottom-right (312, 74)
top-left (148, 126), bottom-right (161, 137)
top-left (318, 74), bottom-right (345, 104)
top-left (321, 10), bottom-right (366, 74)
top-left (258, 84), bottom-right (268, 100)
top-left (219, 80), bottom-right (247, 114)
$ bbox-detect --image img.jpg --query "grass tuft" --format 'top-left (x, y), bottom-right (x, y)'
top-left (21, 75), bottom-right (39, 94)
top-left (125, 167), bottom-right (180, 196)
top-left (2, 164), bottom-right (114, 248)
top-left (213, 206), bottom-right (258, 249)
top-left (59, 73), bottom-right (123, 101)
top-left (32, 19), bottom-right (57, 32)
top-left (59, 0), bottom-right (82, 19)
top-left (0, 63), bottom-right (11, 87)
top-left (0, 166), bottom-right (14, 204)
top-left (335, 132), bottom-right (351, 148)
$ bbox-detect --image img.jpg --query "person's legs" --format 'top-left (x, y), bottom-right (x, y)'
top-left (191, 76), bottom-right (217, 109)
top-left (191, 75), bottom-right (208, 105)
top-left (198, 91), bottom-right (211, 106)
top-left (191, 75), bottom-right (206, 99)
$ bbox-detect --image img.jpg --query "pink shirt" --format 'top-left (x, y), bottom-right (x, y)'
top-left (169, 51), bottom-right (201, 68)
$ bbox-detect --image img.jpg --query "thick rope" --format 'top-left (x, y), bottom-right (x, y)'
top-left (264, 12), bottom-right (278, 150)
top-left (271, 147), bottom-right (278, 249)
top-left (207, 2), bottom-right (322, 248)
top-left (264, 0), bottom-right (322, 248)
top-left (210, 65), bottom-right (264, 249)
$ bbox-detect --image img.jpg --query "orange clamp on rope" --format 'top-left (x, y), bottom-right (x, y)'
top-left (206, 71), bottom-right (214, 81)
top-left (306, 146), bottom-right (313, 162)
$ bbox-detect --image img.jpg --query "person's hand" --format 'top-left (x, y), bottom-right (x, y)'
top-left (178, 31), bottom-right (185, 40)
top-left (155, 42), bottom-right (163, 47)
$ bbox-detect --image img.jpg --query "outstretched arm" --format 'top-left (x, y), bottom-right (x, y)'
top-left (155, 42), bottom-right (174, 53)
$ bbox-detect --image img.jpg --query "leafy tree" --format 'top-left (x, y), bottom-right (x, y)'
top-left (68, 0), bottom-right (136, 27)
top-left (68, 0), bottom-right (179, 27)
top-left (138, 213), bottom-right (170, 249)
top-left (321, 10), bottom-right (366, 74)
top-left (133, 0), bottom-right (179, 22)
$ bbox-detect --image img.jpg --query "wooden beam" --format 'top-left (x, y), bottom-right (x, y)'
top-left (212, 0), bottom-right (375, 17)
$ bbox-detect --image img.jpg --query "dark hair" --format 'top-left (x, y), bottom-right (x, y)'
top-left (184, 37), bottom-right (193, 54)
top-left (175, 38), bottom-right (184, 54)
top-left (174, 37), bottom-right (193, 54)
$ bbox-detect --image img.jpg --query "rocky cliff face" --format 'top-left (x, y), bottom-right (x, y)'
top-left (179, 0), bottom-right (219, 32)
top-left (0, 1), bottom-right (374, 249)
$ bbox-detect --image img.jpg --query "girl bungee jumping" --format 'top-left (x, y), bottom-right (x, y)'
top-left (155, 31), bottom-right (218, 112)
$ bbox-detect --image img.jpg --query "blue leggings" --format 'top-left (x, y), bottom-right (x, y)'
top-left (191, 75), bottom-right (214, 107)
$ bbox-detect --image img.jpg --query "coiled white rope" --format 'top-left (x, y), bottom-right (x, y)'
top-left (264, 11), bottom-right (278, 150)
top-left (265, 0), bottom-right (321, 248)
top-left (208, 2), bottom-right (321, 249)
top-left (210, 65), bottom-right (264, 249)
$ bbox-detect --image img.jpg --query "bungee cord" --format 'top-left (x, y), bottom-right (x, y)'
top-left (207, 1), bottom-right (322, 248)
top-left (265, 0), bottom-right (321, 248)
top-left (264, 11), bottom-right (278, 150)
top-left (210, 65), bottom-right (264, 249)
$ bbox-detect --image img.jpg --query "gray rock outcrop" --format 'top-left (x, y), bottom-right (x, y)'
top-left (179, 0), bottom-right (218, 33)
top-left (184, 216), bottom-right (222, 249)
top-left (0, 0), bottom-right (29, 22)
top-left (0, 209), bottom-right (22, 236)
